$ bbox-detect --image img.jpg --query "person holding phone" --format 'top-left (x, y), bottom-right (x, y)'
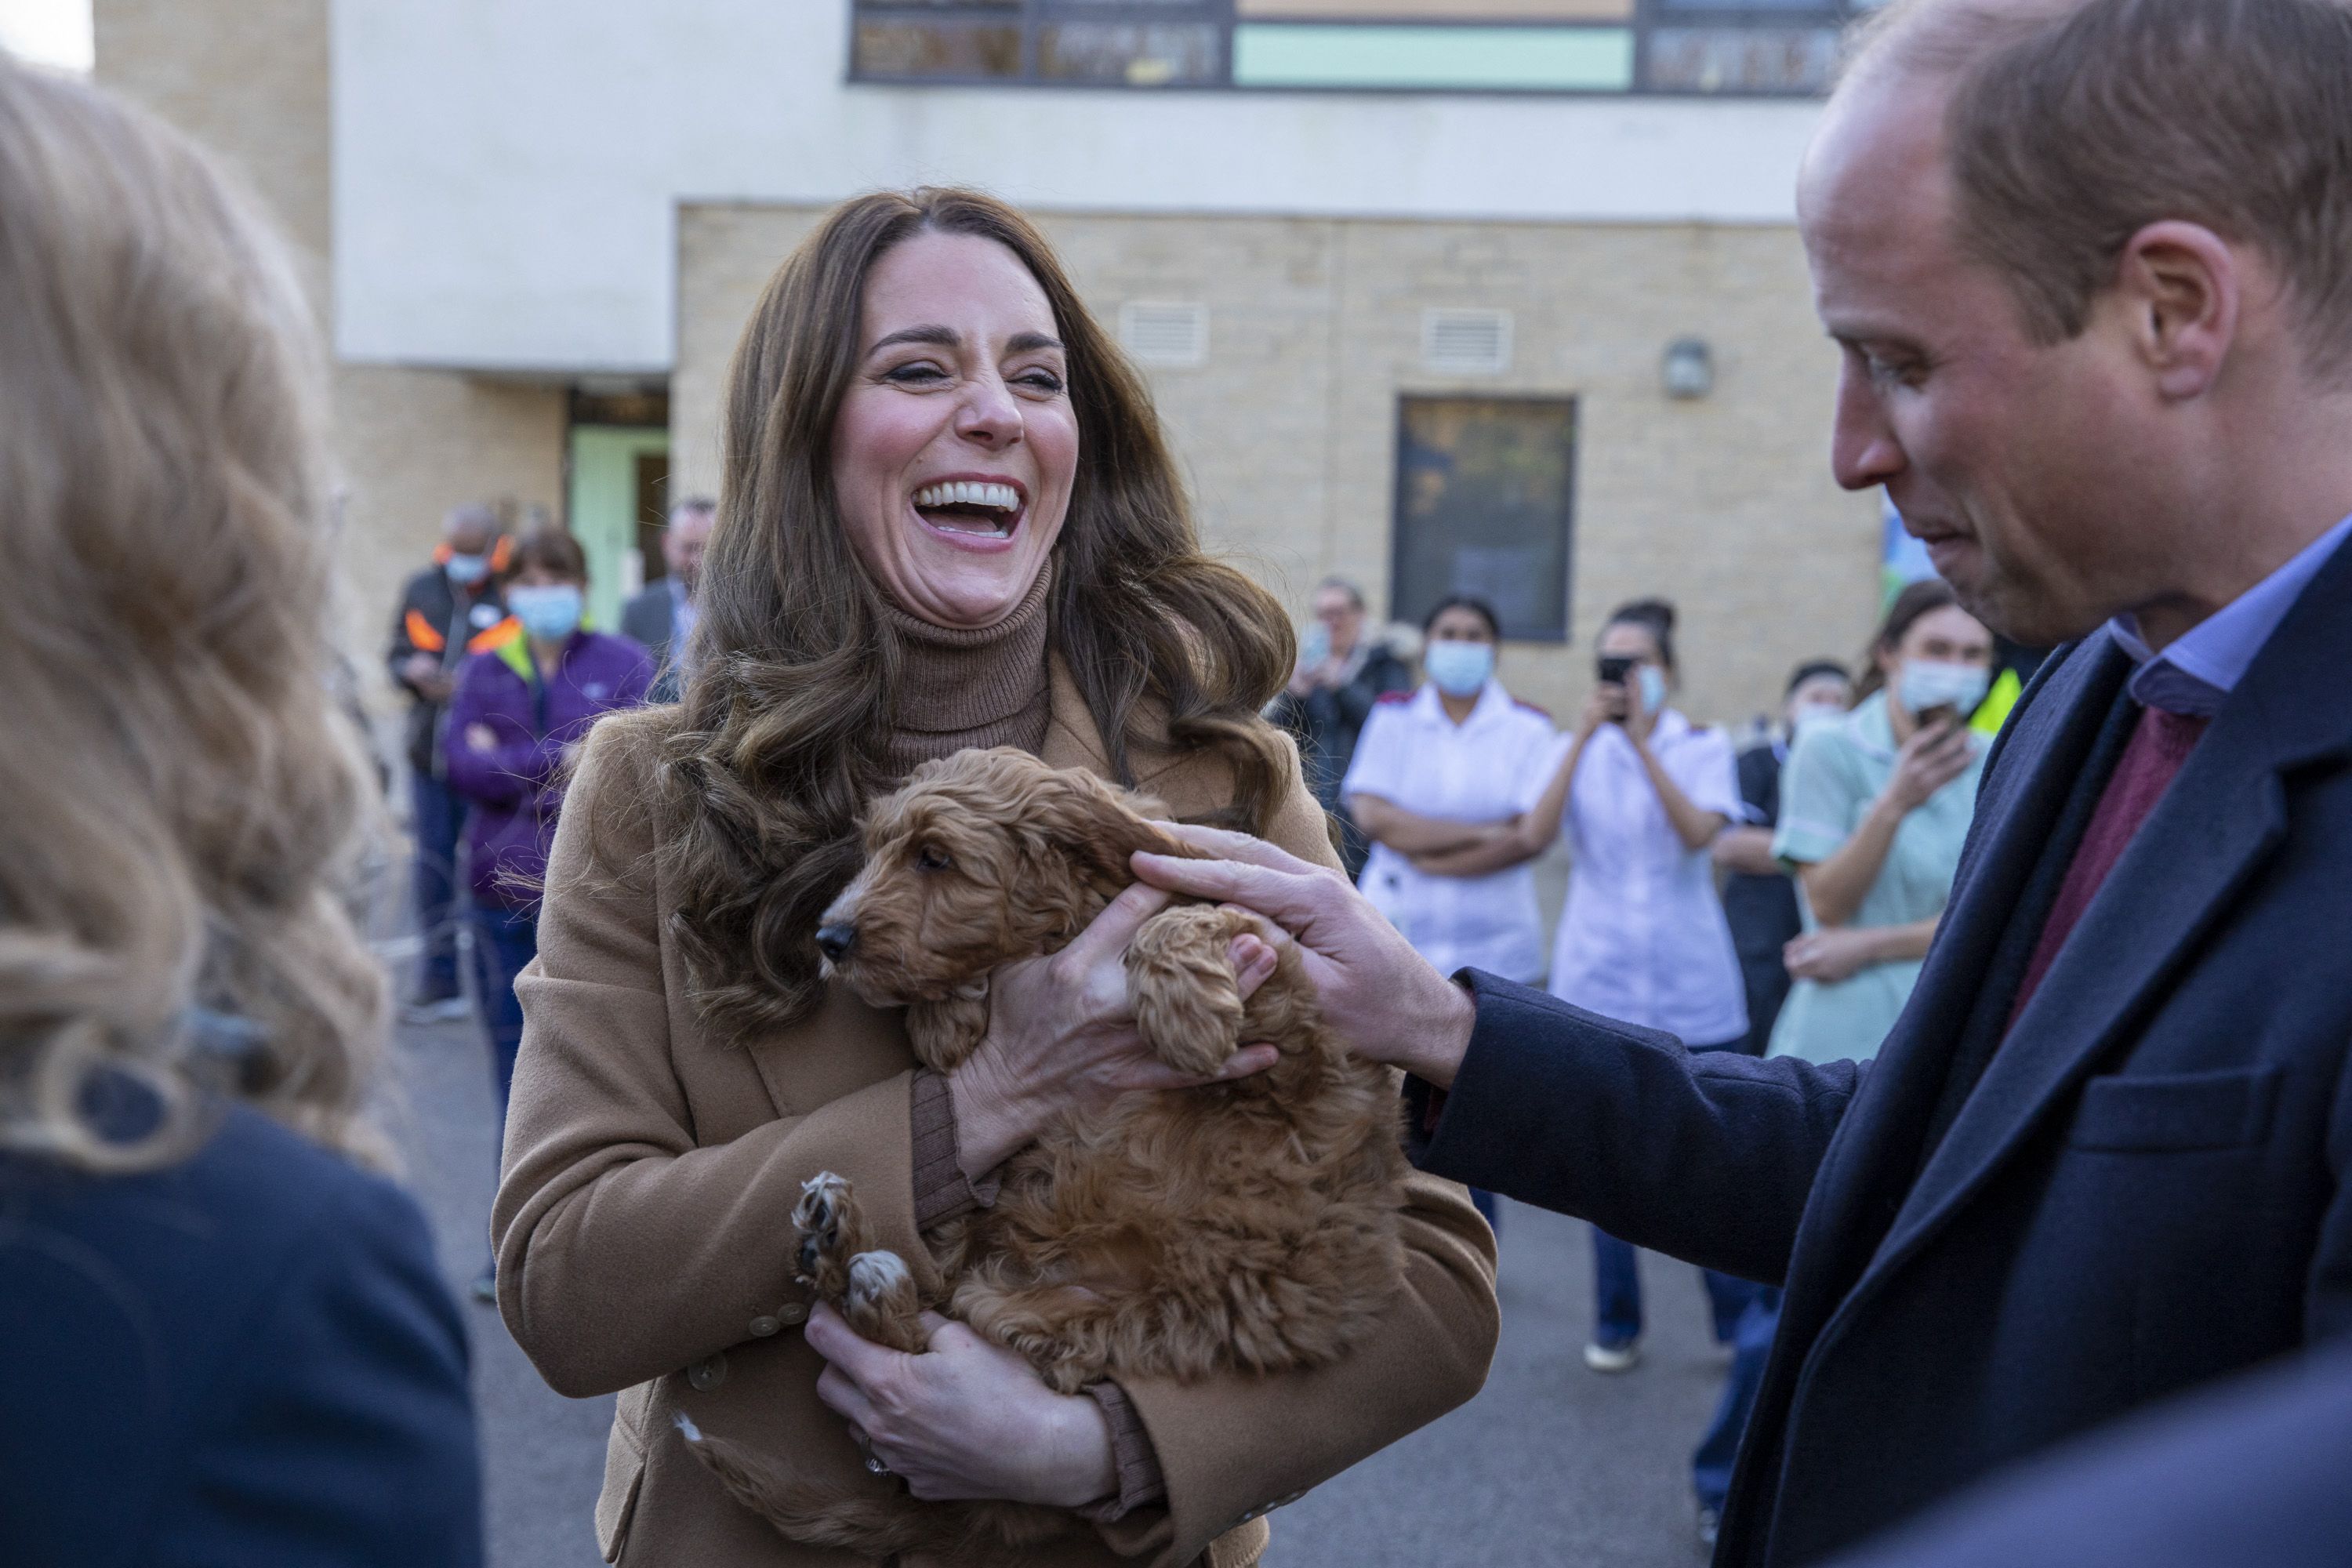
top-left (1769, 580), bottom-right (1993, 1065)
top-left (1410, 597), bottom-right (1751, 1370)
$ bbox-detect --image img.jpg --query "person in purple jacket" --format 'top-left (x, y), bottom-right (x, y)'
top-left (444, 524), bottom-right (653, 1298)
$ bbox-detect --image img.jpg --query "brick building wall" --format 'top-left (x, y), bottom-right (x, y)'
top-left (93, 0), bottom-right (567, 709)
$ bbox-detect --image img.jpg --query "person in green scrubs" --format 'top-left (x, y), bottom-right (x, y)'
top-left (1769, 581), bottom-right (1996, 1065)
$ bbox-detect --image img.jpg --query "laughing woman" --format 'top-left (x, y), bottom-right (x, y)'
top-left (491, 189), bottom-right (1498, 1568)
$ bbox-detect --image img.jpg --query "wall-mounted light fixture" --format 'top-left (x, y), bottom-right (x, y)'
top-left (1663, 336), bottom-right (1715, 400)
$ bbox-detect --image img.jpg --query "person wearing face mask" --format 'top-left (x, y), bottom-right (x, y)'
top-left (1769, 580), bottom-right (1992, 1066)
top-left (443, 526), bottom-right (653, 1301)
top-left (1269, 577), bottom-right (1415, 878)
top-left (386, 503), bottom-right (513, 1021)
top-left (1341, 596), bottom-right (1567, 1232)
top-left (1399, 597), bottom-right (1755, 1373)
top-left (1716, 660), bottom-right (1859, 1060)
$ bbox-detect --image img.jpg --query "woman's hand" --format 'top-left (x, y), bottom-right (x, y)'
top-left (1131, 826), bottom-right (1477, 1089)
top-left (1405, 822), bottom-right (1512, 873)
top-left (1576, 684), bottom-right (1619, 742)
top-left (1619, 684), bottom-right (1658, 747)
top-left (808, 1305), bottom-right (1118, 1508)
top-left (1784, 926), bottom-right (1882, 984)
top-left (1882, 717), bottom-right (1973, 813)
top-left (949, 884), bottom-right (1281, 1178)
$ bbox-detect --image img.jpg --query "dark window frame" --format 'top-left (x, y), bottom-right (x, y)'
top-left (1388, 391), bottom-right (1580, 646)
top-left (845, 0), bottom-right (1875, 97)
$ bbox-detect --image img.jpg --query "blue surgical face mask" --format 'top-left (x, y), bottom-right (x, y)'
top-left (1790, 699), bottom-right (1847, 737)
top-left (444, 551), bottom-right (491, 586)
top-left (1636, 664), bottom-right (1669, 716)
top-left (1425, 640), bottom-right (1494, 698)
top-left (509, 583), bottom-right (584, 643)
top-left (1898, 659), bottom-right (1991, 718)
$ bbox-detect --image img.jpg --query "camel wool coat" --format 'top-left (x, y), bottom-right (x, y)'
top-left (492, 658), bottom-right (1501, 1567)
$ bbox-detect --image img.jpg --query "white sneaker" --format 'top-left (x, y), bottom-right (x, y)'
top-left (1584, 1338), bottom-right (1642, 1373)
top-left (401, 995), bottom-right (472, 1025)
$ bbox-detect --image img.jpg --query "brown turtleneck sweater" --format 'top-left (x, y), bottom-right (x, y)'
top-left (883, 563), bottom-right (1167, 1519)
top-left (877, 560), bottom-right (1054, 780)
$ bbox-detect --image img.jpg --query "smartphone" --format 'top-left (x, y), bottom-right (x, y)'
top-left (1595, 655), bottom-right (1633, 721)
top-left (1914, 702), bottom-right (1962, 731)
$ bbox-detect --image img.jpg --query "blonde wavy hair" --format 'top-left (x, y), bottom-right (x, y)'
top-left (0, 58), bottom-right (387, 1170)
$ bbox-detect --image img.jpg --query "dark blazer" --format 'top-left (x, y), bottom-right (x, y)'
top-left (1828, 1341), bottom-right (2352, 1568)
top-left (619, 581), bottom-right (673, 662)
top-left (1416, 533), bottom-right (2352, 1566)
top-left (0, 1100), bottom-right (484, 1568)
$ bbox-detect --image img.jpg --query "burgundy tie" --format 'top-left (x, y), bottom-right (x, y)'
top-left (2007, 705), bottom-right (2211, 1029)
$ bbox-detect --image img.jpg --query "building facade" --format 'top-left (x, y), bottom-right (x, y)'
top-left (96, 0), bottom-right (1886, 728)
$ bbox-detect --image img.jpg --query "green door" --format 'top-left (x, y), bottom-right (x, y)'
top-left (567, 425), bottom-right (672, 636)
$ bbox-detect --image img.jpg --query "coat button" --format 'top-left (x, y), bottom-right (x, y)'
top-left (775, 1301), bottom-right (808, 1327)
top-left (748, 1316), bottom-right (780, 1338)
top-left (688, 1354), bottom-right (728, 1391)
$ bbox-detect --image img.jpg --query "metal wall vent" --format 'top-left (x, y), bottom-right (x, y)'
top-left (1119, 301), bottom-right (1209, 368)
top-left (1421, 308), bottom-right (1513, 376)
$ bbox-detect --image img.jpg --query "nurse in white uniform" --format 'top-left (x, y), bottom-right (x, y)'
top-left (1342, 595), bottom-right (1568, 1232)
top-left (1408, 598), bottom-right (1759, 1373)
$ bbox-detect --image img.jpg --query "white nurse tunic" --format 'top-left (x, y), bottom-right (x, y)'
top-left (1547, 710), bottom-right (1749, 1047)
top-left (1341, 680), bottom-right (1569, 985)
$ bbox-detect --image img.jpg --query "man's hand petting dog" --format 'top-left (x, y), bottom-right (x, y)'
top-left (1132, 826), bottom-right (1476, 1091)
top-left (807, 1305), bottom-right (1120, 1510)
top-left (947, 881), bottom-right (1281, 1178)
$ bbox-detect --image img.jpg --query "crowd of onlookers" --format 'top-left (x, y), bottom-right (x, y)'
top-left (1270, 574), bottom-right (2012, 1544)
top-left (385, 500), bottom-right (711, 1296)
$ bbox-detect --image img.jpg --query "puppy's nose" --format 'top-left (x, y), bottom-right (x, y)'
top-left (815, 923), bottom-right (858, 964)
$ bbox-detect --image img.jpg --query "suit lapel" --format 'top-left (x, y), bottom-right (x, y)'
top-left (1783, 639), bottom-right (2129, 1291)
top-left (1869, 540), bottom-right (2352, 1274)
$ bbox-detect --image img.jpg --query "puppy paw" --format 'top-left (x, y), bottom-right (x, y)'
top-left (846, 1250), bottom-right (930, 1353)
top-left (1126, 906), bottom-right (1245, 1078)
top-left (793, 1171), bottom-right (865, 1300)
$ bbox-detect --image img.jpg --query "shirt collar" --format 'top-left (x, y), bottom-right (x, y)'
top-left (2109, 510), bottom-right (2352, 717)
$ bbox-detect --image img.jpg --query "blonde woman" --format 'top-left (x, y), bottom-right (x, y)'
top-left (0, 58), bottom-right (480, 1565)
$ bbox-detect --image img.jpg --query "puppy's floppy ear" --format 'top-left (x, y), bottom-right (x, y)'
top-left (1015, 768), bottom-right (1183, 894)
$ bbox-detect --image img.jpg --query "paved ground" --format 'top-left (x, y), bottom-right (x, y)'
top-left (387, 993), bottom-right (1727, 1568)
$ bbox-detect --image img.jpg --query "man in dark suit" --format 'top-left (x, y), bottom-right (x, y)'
top-left (1138, 1), bottom-right (2352, 1563)
top-left (619, 495), bottom-right (714, 702)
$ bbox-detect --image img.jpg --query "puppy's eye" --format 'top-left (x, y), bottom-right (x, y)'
top-left (916, 844), bottom-right (953, 873)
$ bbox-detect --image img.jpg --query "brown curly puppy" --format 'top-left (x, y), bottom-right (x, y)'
top-left (681, 746), bottom-right (1410, 1563)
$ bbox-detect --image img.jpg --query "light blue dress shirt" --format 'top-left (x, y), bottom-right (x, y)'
top-left (2111, 510), bottom-right (2352, 717)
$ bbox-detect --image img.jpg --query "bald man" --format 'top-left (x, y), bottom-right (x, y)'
top-left (1139, 2), bottom-right (2352, 1563)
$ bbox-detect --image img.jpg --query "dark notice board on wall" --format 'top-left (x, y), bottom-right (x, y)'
top-left (1391, 394), bottom-right (1577, 643)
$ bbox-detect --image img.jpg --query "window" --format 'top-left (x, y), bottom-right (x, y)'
top-left (848, 0), bottom-right (1881, 94)
top-left (1391, 396), bottom-right (1577, 643)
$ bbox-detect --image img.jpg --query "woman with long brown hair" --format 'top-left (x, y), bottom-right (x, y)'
top-left (0, 55), bottom-right (479, 1564)
top-left (492, 188), bottom-right (1497, 1566)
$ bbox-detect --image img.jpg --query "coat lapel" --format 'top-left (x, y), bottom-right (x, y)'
top-left (1782, 637), bottom-right (2130, 1298)
top-left (1868, 540), bottom-right (2352, 1273)
top-left (1040, 653), bottom-right (1115, 778)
